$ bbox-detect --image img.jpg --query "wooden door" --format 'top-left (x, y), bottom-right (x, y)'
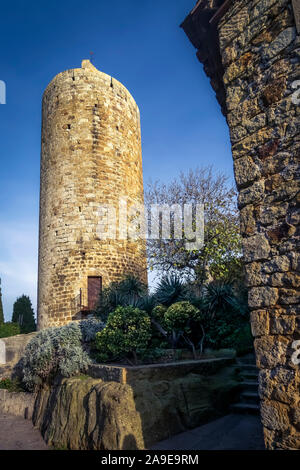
top-left (88, 276), bottom-right (102, 311)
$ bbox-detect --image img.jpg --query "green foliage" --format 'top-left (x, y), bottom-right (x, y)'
top-left (0, 377), bottom-right (25, 392)
top-left (145, 167), bottom-right (242, 285)
top-left (96, 275), bottom-right (147, 321)
top-left (20, 319), bottom-right (104, 391)
top-left (164, 301), bottom-right (201, 333)
top-left (0, 322), bottom-right (21, 338)
top-left (152, 304), bottom-right (167, 323)
top-left (95, 306), bottom-right (152, 364)
top-left (201, 281), bottom-right (252, 353)
top-left (154, 274), bottom-right (188, 307)
top-left (12, 295), bottom-right (36, 333)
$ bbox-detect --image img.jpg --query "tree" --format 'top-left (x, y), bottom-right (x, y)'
top-left (145, 166), bottom-right (243, 286)
top-left (0, 279), bottom-right (4, 325)
top-left (12, 295), bottom-right (36, 333)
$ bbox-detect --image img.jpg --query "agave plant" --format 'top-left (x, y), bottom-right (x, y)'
top-left (154, 274), bottom-right (188, 307)
top-left (202, 281), bottom-right (246, 318)
top-left (117, 275), bottom-right (147, 299)
top-left (96, 275), bottom-right (147, 320)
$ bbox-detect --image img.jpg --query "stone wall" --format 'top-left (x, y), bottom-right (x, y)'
top-left (32, 358), bottom-right (240, 450)
top-left (38, 59), bottom-right (147, 330)
top-left (0, 333), bottom-right (36, 366)
top-left (182, 0), bottom-right (299, 450)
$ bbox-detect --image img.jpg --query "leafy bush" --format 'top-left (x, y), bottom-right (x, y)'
top-left (0, 377), bottom-right (24, 392)
top-left (164, 301), bottom-right (200, 332)
top-left (151, 301), bottom-right (203, 356)
top-left (79, 317), bottom-right (105, 342)
top-left (95, 306), bottom-right (152, 364)
top-left (20, 319), bottom-right (104, 391)
top-left (201, 281), bottom-right (252, 353)
top-left (0, 322), bottom-right (21, 338)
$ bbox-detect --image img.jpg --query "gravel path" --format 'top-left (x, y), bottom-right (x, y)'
top-left (0, 412), bottom-right (48, 450)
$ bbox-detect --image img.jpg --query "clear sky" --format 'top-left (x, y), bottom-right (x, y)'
top-left (0, 0), bottom-right (233, 320)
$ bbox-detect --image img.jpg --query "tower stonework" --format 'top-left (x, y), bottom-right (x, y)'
top-left (38, 60), bottom-right (147, 330)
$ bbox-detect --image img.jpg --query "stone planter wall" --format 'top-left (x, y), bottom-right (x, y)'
top-left (32, 357), bottom-right (240, 450)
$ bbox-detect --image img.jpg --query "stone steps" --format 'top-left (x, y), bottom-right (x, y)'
top-left (240, 391), bottom-right (260, 405)
top-left (230, 403), bottom-right (260, 414)
top-left (232, 355), bottom-right (260, 415)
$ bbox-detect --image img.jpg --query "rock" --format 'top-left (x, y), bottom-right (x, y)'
top-left (243, 234), bottom-right (271, 262)
top-left (248, 286), bottom-right (279, 308)
top-left (234, 156), bottom-right (260, 188)
top-left (32, 361), bottom-right (240, 450)
top-left (262, 27), bottom-right (297, 61)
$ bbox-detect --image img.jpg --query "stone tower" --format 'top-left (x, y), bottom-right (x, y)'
top-left (38, 60), bottom-right (147, 330)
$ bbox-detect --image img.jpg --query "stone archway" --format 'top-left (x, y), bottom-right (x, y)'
top-left (181, 0), bottom-right (299, 450)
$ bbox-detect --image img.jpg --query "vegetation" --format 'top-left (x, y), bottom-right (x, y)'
top-left (0, 322), bottom-right (21, 338)
top-left (96, 275), bottom-right (147, 321)
top-left (21, 319), bottom-right (104, 391)
top-left (0, 377), bottom-right (25, 392)
top-left (19, 272), bottom-right (252, 388)
top-left (12, 295), bottom-right (36, 334)
top-left (94, 274), bottom-right (252, 360)
top-left (145, 166), bottom-right (243, 286)
top-left (95, 306), bottom-right (152, 365)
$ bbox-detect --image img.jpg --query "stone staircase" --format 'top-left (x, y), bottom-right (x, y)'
top-left (231, 353), bottom-right (260, 415)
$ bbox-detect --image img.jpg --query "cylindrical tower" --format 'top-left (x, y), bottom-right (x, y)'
top-left (38, 60), bottom-right (147, 330)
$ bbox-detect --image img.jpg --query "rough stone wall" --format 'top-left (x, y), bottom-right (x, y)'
top-left (217, 0), bottom-right (300, 450)
top-left (38, 60), bottom-right (147, 330)
top-left (32, 359), bottom-right (239, 450)
top-left (182, 0), bottom-right (299, 450)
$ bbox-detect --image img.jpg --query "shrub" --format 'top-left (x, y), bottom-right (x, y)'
top-left (95, 306), bottom-right (152, 364)
top-left (150, 301), bottom-right (204, 357)
top-left (0, 322), bottom-right (21, 338)
top-left (0, 377), bottom-right (24, 392)
top-left (201, 281), bottom-right (252, 353)
top-left (20, 319), bottom-right (104, 391)
top-left (79, 317), bottom-right (105, 342)
top-left (96, 275), bottom-right (147, 321)
top-left (164, 301), bottom-right (200, 332)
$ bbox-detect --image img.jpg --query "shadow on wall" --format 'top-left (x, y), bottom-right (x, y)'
top-left (30, 358), bottom-right (241, 450)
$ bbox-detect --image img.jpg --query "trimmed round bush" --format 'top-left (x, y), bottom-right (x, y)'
top-left (164, 301), bottom-right (200, 333)
top-left (95, 306), bottom-right (152, 364)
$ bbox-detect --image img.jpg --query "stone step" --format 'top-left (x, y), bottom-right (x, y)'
top-left (240, 391), bottom-right (260, 405)
top-left (240, 381), bottom-right (259, 391)
top-left (237, 354), bottom-right (256, 365)
top-left (238, 364), bottom-right (257, 371)
top-left (230, 403), bottom-right (260, 415)
top-left (241, 371), bottom-right (259, 380)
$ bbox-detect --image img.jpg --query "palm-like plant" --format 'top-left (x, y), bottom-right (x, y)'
top-left (154, 274), bottom-right (188, 307)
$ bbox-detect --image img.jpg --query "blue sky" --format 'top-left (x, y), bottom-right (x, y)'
top-left (0, 0), bottom-right (233, 320)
